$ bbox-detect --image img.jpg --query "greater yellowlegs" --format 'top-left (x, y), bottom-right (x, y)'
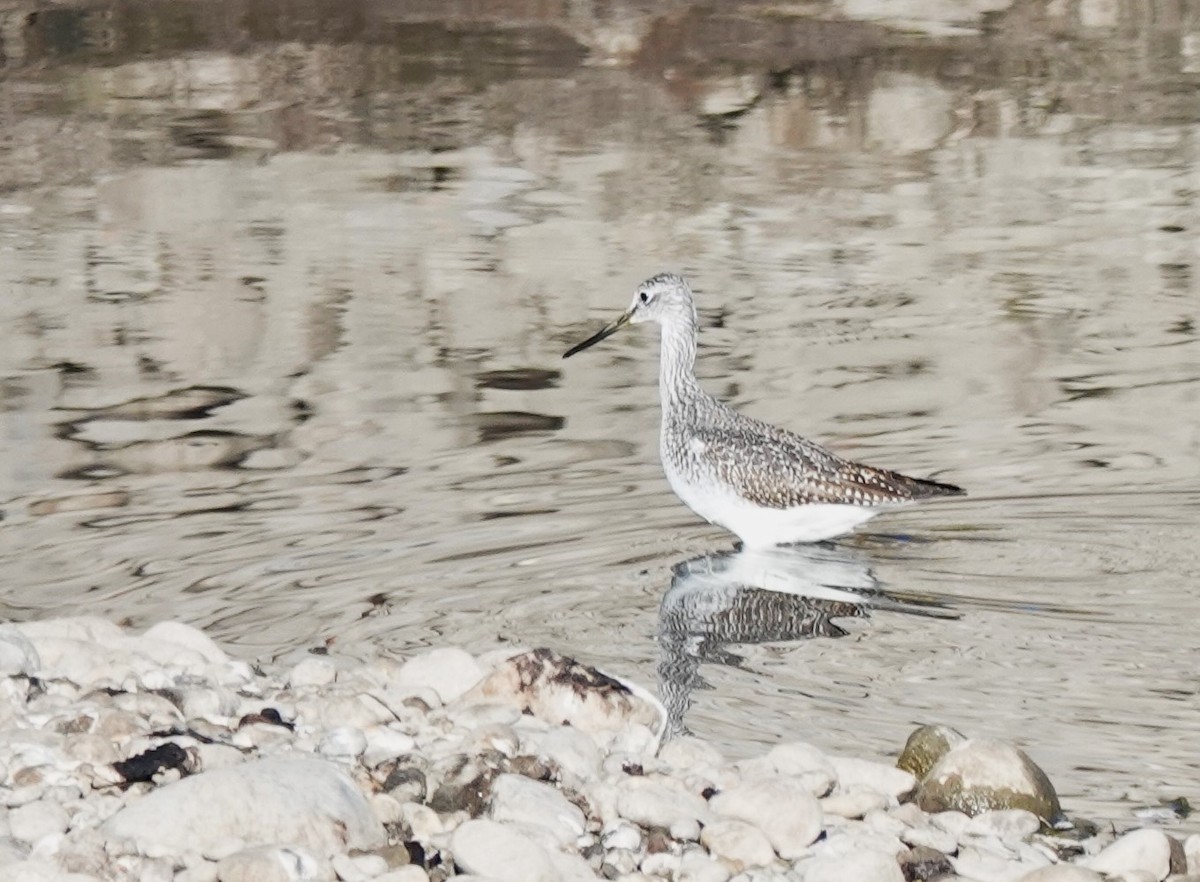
top-left (563, 273), bottom-right (964, 546)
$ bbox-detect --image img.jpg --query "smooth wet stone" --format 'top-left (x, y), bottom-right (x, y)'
top-left (489, 774), bottom-right (586, 846)
top-left (830, 757), bottom-right (917, 801)
top-left (450, 818), bottom-right (555, 882)
top-left (897, 725), bottom-right (968, 782)
top-left (463, 649), bottom-right (663, 737)
top-left (616, 776), bottom-right (708, 836)
top-left (802, 847), bottom-right (906, 882)
top-left (1083, 828), bottom-right (1171, 881)
top-left (710, 777), bottom-right (823, 859)
top-left (916, 740), bottom-right (1061, 822)
top-left (1019, 865), bottom-right (1104, 881)
top-left (396, 648), bottom-right (484, 705)
top-left (215, 845), bottom-right (334, 882)
top-left (102, 758), bottom-right (384, 857)
top-left (700, 818), bottom-right (777, 871)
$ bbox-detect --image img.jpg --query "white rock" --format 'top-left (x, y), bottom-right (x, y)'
top-left (828, 757), bottom-right (916, 800)
top-left (821, 791), bottom-right (888, 819)
top-left (140, 622), bottom-right (228, 665)
top-left (1186, 833), bottom-right (1200, 874)
top-left (545, 849), bottom-right (604, 881)
top-left (763, 742), bottom-right (837, 796)
top-left (215, 845), bottom-right (334, 882)
top-left (616, 776), bottom-right (708, 832)
top-left (930, 810), bottom-right (972, 840)
top-left (177, 860), bottom-right (220, 882)
top-left (398, 803), bottom-right (443, 842)
top-left (700, 818), bottom-right (776, 870)
top-left (1083, 828), bottom-right (1171, 881)
top-left (0, 626), bottom-right (40, 676)
top-left (965, 809), bottom-right (1042, 843)
top-left (450, 818), bottom-right (555, 882)
top-left (601, 820), bottom-right (642, 852)
top-left (8, 802), bottom-right (69, 846)
top-left (677, 848), bottom-right (731, 882)
top-left (318, 727), bottom-right (367, 760)
top-left (640, 852), bottom-right (681, 876)
top-left (330, 852), bottom-right (387, 881)
top-left (710, 777), bottom-right (823, 859)
top-left (375, 868), bottom-right (429, 882)
top-left (396, 648), bottom-right (483, 705)
top-left (362, 726), bottom-right (417, 769)
top-left (900, 823), bottom-right (958, 853)
top-left (802, 848), bottom-right (904, 882)
top-left (290, 658), bottom-right (337, 689)
top-left (658, 736), bottom-right (724, 773)
top-left (102, 758), bottom-right (384, 857)
top-left (489, 774), bottom-right (586, 846)
top-left (1019, 865), bottom-right (1104, 881)
top-left (953, 844), bottom-right (1033, 881)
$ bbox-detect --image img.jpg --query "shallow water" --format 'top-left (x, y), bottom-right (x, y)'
top-left (1, 0), bottom-right (1199, 831)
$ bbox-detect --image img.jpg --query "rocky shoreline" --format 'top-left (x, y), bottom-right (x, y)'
top-left (0, 619), bottom-right (1196, 882)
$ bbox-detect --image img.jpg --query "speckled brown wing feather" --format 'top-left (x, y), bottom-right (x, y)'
top-left (692, 418), bottom-right (964, 510)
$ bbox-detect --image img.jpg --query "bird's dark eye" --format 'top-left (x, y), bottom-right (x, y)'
top-left (639, 291), bottom-right (649, 304)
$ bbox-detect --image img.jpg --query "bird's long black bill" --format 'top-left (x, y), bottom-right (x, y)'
top-left (562, 311), bottom-right (631, 358)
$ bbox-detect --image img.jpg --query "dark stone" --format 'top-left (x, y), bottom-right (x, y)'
top-left (428, 753), bottom-right (501, 816)
top-left (112, 742), bottom-right (190, 784)
top-left (237, 707), bottom-right (293, 729)
top-left (504, 754), bottom-right (554, 782)
top-left (898, 845), bottom-right (955, 881)
top-left (381, 764), bottom-right (428, 804)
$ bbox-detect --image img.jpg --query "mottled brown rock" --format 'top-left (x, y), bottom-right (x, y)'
top-left (897, 724), bottom-right (967, 781)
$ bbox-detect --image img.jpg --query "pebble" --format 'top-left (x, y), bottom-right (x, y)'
top-left (710, 777), bottom-right (823, 859)
top-left (451, 818), bottom-right (555, 882)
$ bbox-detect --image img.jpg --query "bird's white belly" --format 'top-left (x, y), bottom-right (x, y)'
top-left (663, 460), bottom-right (882, 546)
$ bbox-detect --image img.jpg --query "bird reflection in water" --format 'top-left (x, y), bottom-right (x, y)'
top-left (657, 542), bottom-right (957, 738)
